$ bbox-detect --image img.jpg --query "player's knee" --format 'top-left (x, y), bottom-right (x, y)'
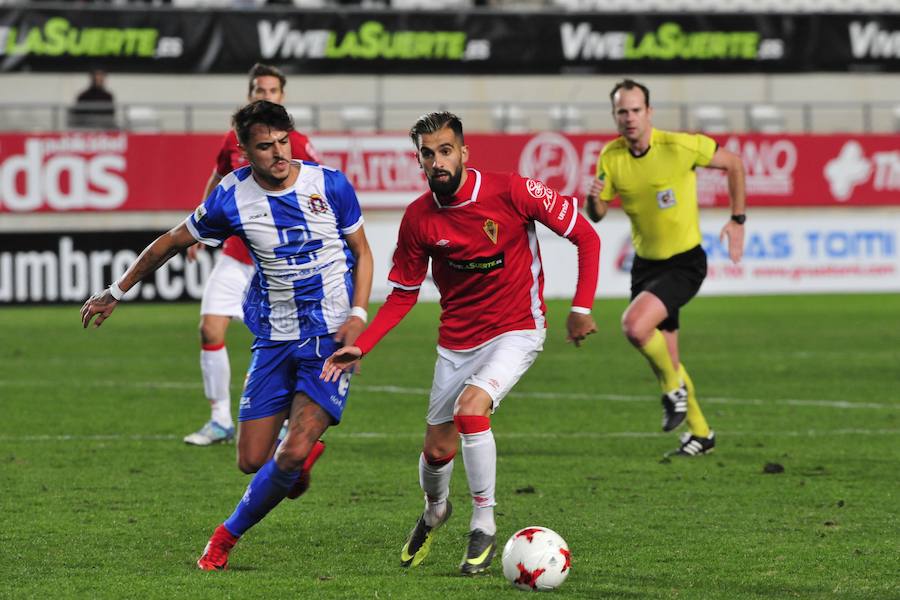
top-left (422, 447), bottom-right (456, 466)
top-left (237, 455), bottom-right (265, 474)
top-left (274, 440), bottom-right (310, 472)
top-left (199, 320), bottom-right (226, 346)
top-left (454, 390), bottom-right (492, 417)
top-left (621, 313), bottom-right (646, 346)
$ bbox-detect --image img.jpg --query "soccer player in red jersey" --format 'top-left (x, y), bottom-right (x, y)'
top-left (321, 111), bottom-right (601, 575)
top-left (184, 63), bottom-right (321, 447)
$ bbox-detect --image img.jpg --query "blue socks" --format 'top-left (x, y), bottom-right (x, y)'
top-left (224, 458), bottom-right (300, 537)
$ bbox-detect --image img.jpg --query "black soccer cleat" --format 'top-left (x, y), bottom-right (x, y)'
top-left (459, 529), bottom-right (496, 575)
top-left (667, 431), bottom-right (716, 457)
top-left (400, 501), bottom-right (452, 567)
top-left (661, 385), bottom-right (688, 432)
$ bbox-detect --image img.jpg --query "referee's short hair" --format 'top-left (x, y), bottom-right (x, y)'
top-left (610, 79), bottom-right (650, 108)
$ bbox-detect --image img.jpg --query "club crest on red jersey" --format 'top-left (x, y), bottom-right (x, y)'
top-left (308, 194), bottom-right (328, 214)
top-left (483, 219), bottom-right (498, 244)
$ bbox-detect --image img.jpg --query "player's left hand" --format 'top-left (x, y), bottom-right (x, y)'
top-left (333, 316), bottom-right (366, 373)
top-left (321, 346), bottom-right (363, 382)
top-left (80, 289), bottom-right (119, 329)
top-left (566, 312), bottom-right (597, 347)
top-left (720, 220), bottom-right (745, 264)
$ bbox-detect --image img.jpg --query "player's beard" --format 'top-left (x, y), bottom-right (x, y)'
top-left (427, 165), bottom-right (463, 197)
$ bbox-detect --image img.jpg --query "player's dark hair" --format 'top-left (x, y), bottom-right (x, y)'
top-left (232, 100), bottom-right (294, 147)
top-left (247, 63), bottom-right (287, 97)
top-left (409, 111), bottom-right (464, 148)
top-left (610, 79), bottom-right (650, 108)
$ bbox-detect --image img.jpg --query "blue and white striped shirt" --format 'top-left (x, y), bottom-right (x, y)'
top-left (186, 161), bottom-right (364, 341)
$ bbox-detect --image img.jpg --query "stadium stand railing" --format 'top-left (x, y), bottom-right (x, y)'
top-left (1, 100), bottom-right (898, 134)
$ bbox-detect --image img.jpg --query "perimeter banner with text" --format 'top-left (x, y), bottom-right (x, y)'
top-left (0, 8), bottom-right (898, 73)
top-left (1, 132), bottom-right (898, 213)
top-left (2, 210), bottom-right (898, 304)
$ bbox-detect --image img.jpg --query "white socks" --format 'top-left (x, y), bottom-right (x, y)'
top-left (201, 347), bottom-right (232, 427)
top-left (460, 429), bottom-right (497, 535)
top-left (420, 453), bottom-right (453, 527)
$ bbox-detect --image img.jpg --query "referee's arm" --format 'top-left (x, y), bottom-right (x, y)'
top-left (707, 147), bottom-right (747, 263)
top-left (584, 177), bottom-right (609, 222)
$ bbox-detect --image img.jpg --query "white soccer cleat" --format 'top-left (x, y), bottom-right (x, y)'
top-left (184, 420), bottom-right (235, 446)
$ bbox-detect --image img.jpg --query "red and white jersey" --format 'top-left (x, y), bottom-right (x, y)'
top-left (356, 168), bottom-right (600, 352)
top-left (214, 129), bottom-right (320, 265)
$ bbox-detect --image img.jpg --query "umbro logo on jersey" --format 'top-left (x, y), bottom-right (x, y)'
top-left (436, 239), bottom-right (450, 246)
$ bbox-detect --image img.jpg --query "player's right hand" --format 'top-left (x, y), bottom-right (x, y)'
top-left (186, 242), bottom-right (204, 262)
top-left (320, 346), bottom-right (363, 382)
top-left (80, 289), bottom-right (119, 329)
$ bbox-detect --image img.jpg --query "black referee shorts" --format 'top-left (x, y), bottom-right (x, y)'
top-left (630, 244), bottom-right (707, 332)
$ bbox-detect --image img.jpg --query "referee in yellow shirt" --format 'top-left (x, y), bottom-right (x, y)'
top-left (586, 79), bottom-right (746, 457)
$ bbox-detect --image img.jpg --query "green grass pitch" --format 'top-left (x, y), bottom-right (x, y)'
top-left (1, 295), bottom-right (898, 599)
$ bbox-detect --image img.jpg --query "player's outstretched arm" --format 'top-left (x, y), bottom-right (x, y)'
top-left (81, 223), bottom-right (197, 329)
top-left (321, 346), bottom-right (363, 382)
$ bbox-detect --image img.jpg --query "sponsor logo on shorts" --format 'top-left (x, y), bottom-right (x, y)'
top-left (447, 252), bottom-right (505, 273)
top-left (240, 396), bottom-right (251, 409)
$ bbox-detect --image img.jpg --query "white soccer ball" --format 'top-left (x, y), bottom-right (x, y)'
top-left (501, 526), bottom-right (571, 591)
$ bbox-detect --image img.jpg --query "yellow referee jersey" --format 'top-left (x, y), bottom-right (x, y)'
top-left (597, 128), bottom-right (717, 260)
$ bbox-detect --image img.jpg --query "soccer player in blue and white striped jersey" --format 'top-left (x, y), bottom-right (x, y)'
top-left (81, 100), bottom-right (374, 570)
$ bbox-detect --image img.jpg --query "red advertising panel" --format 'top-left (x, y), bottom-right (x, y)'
top-left (1, 132), bottom-right (897, 213)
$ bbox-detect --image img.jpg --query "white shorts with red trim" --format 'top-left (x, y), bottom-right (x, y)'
top-left (200, 253), bottom-right (256, 319)
top-left (426, 329), bottom-right (545, 426)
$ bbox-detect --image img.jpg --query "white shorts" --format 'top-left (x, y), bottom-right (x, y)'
top-left (426, 329), bottom-right (546, 426)
top-left (200, 254), bottom-right (256, 319)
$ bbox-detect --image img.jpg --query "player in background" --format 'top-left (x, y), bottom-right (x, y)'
top-left (585, 79), bottom-right (746, 457)
top-left (82, 101), bottom-right (373, 570)
top-left (321, 112), bottom-right (600, 575)
top-left (184, 63), bottom-right (321, 446)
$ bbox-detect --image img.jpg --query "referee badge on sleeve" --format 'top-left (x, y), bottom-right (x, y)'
top-left (657, 189), bottom-right (676, 209)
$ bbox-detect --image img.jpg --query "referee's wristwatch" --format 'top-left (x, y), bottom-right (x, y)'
top-left (730, 214), bottom-right (746, 225)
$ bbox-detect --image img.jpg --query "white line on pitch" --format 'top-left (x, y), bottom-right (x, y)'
top-left (0, 380), bottom-right (896, 411)
top-left (359, 385), bottom-right (899, 411)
